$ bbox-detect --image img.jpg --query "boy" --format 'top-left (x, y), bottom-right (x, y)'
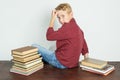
top-left (32, 3), bottom-right (89, 69)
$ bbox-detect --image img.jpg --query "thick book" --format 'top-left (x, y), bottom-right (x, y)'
top-left (12, 46), bottom-right (38, 56)
top-left (81, 66), bottom-right (115, 76)
top-left (12, 62), bottom-right (43, 71)
top-left (12, 57), bottom-right (42, 65)
top-left (81, 58), bottom-right (107, 69)
top-left (14, 60), bottom-right (42, 68)
top-left (80, 64), bottom-right (115, 74)
top-left (10, 64), bottom-right (43, 76)
top-left (12, 52), bottom-right (39, 58)
top-left (13, 54), bottom-right (40, 62)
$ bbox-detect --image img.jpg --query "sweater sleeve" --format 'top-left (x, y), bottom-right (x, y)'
top-left (46, 26), bottom-right (72, 41)
top-left (81, 39), bottom-right (89, 55)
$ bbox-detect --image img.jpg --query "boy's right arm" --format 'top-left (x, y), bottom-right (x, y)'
top-left (47, 10), bottom-right (72, 40)
top-left (49, 10), bottom-right (57, 28)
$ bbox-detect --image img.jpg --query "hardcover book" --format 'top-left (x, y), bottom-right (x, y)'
top-left (80, 64), bottom-right (115, 74)
top-left (12, 62), bottom-right (43, 71)
top-left (81, 65), bottom-right (115, 76)
top-left (13, 54), bottom-right (40, 62)
top-left (12, 52), bottom-right (38, 58)
top-left (81, 58), bottom-right (107, 69)
top-left (12, 57), bottom-right (42, 65)
top-left (10, 64), bottom-right (43, 76)
top-left (14, 60), bottom-right (42, 68)
top-left (12, 46), bottom-right (38, 56)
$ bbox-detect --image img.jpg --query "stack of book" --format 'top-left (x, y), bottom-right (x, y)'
top-left (80, 58), bottom-right (115, 76)
top-left (10, 46), bottom-right (44, 76)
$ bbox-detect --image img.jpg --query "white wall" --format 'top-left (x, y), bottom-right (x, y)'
top-left (0, 0), bottom-right (120, 61)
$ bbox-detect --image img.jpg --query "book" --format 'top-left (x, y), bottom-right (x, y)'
top-left (12, 62), bottom-right (43, 71)
top-left (12, 57), bottom-right (42, 65)
top-left (80, 64), bottom-right (115, 74)
top-left (12, 46), bottom-right (38, 56)
top-left (10, 64), bottom-right (43, 76)
top-left (12, 52), bottom-right (39, 58)
top-left (81, 58), bottom-right (107, 69)
top-left (81, 66), bottom-right (115, 76)
top-left (14, 59), bottom-right (42, 68)
top-left (13, 54), bottom-right (40, 62)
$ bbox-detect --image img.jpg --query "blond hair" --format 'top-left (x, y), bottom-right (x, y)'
top-left (55, 3), bottom-right (72, 14)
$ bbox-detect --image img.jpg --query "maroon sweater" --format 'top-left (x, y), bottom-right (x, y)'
top-left (46, 18), bottom-right (89, 68)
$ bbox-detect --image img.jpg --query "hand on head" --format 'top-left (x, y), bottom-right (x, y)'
top-left (51, 10), bottom-right (58, 18)
top-left (49, 10), bottom-right (58, 27)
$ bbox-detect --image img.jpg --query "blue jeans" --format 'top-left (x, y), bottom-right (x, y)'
top-left (32, 44), bottom-right (66, 69)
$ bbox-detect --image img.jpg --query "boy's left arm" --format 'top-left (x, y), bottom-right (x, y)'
top-left (84, 53), bottom-right (89, 59)
top-left (81, 39), bottom-right (89, 59)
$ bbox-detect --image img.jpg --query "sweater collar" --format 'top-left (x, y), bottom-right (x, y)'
top-left (64, 18), bottom-right (75, 25)
top-left (69, 18), bottom-right (75, 23)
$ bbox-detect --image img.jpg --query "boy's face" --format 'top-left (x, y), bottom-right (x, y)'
top-left (57, 10), bottom-right (73, 25)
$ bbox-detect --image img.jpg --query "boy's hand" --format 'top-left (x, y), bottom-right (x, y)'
top-left (51, 10), bottom-right (57, 18)
top-left (49, 10), bottom-right (57, 28)
top-left (84, 53), bottom-right (89, 59)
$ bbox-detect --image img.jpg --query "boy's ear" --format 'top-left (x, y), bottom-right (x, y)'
top-left (70, 12), bottom-right (73, 17)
